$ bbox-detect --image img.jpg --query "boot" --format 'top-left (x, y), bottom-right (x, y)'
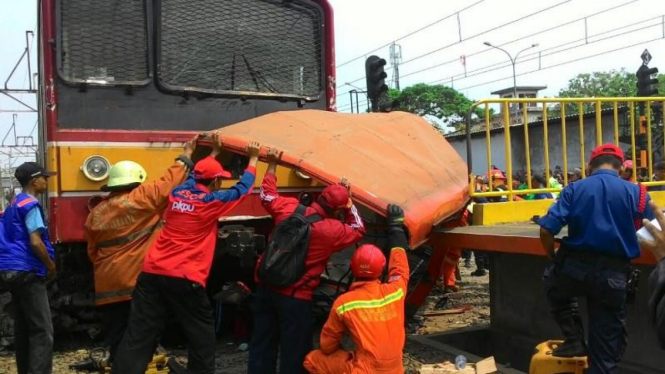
top-left (552, 339), bottom-right (587, 357)
top-left (69, 348), bottom-right (109, 371)
top-left (471, 268), bottom-right (486, 277)
top-left (444, 285), bottom-right (461, 294)
top-left (552, 314), bottom-right (587, 358)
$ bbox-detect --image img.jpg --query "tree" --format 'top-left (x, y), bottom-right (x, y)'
top-left (554, 69), bottom-right (665, 113)
top-left (387, 83), bottom-right (489, 132)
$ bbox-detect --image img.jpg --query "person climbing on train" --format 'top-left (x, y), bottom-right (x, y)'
top-left (112, 134), bottom-right (260, 374)
top-left (303, 204), bottom-right (409, 374)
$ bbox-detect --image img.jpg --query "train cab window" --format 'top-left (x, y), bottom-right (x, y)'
top-left (157, 0), bottom-right (324, 100)
top-left (57, 0), bottom-right (150, 85)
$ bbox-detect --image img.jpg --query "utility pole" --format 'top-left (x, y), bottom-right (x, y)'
top-left (483, 42), bottom-right (539, 110)
top-left (389, 42), bottom-right (402, 90)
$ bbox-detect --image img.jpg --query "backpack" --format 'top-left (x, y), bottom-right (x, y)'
top-left (258, 205), bottom-right (323, 288)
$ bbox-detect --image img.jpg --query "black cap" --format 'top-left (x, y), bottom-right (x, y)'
top-left (15, 162), bottom-right (57, 186)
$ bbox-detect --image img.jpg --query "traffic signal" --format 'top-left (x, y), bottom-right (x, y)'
top-left (365, 55), bottom-right (388, 112)
top-left (636, 65), bottom-right (659, 97)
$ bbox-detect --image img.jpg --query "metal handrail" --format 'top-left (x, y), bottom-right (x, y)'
top-left (465, 97), bottom-right (665, 200)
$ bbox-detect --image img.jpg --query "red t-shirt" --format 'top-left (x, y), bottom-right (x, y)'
top-left (143, 165), bottom-right (256, 286)
top-left (256, 173), bottom-right (366, 300)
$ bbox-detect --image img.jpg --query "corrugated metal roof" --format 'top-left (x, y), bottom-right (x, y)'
top-left (490, 86), bottom-right (547, 95)
top-left (444, 105), bottom-right (629, 140)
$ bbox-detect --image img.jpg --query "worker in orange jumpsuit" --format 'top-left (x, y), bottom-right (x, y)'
top-left (84, 136), bottom-right (197, 363)
top-left (304, 204), bottom-right (409, 374)
top-left (438, 208), bottom-right (470, 293)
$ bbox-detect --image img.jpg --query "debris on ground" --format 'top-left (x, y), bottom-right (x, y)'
top-left (0, 264), bottom-right (490, 373)
top-left (419, 356), bottom-right (497, 374)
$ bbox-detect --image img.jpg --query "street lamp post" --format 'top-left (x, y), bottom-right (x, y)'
top-left (483, 42), bottom-right (539, 107)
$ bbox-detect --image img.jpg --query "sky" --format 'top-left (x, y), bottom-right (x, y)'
top-left (331, 0), bottom-right (665, 113)
top-left (1, 0), bottom-right (664, 163)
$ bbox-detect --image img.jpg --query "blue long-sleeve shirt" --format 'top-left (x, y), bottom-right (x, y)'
top-left (538, 169), bottom-right (654, 259)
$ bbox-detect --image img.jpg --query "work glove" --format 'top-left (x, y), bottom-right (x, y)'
top-left (386, 204), bottom-right (409, 250)
top-left (387, 204), bottom-right (405, 227)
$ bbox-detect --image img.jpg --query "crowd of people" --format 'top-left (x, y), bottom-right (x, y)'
top-left (0, 133), bottom-right (414, 374)
top-left (3, 136), bottom-right (665, 374)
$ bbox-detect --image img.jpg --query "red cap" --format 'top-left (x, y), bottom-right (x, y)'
top-left (351, 244), bottom-right (386, 279)
top-left (623, 160), bottom-right (633, 169)
top-left (318, 184), bottom-right (350, 210)
top-left (193, 156), bottom-right (232, 179)
top-left (589, 144), bottom-right (624, 163)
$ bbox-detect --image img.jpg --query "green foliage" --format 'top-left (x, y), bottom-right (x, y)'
top-left (558, 68), bottom-right (637, 98)
top-left (387, 83), bottom-right (490, 131)
top-left (553, 69), bottom-right (665, 115)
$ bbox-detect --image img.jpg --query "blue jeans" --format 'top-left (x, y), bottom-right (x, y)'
top-left (543, 253), bottom-right (628, 374)
top-left (248, 286), bottom-right (312, 374)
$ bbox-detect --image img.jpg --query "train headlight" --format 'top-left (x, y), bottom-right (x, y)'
top-left (81, 155), bottom-right (111, 181)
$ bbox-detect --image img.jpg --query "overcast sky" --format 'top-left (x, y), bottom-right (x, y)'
top-left (1, 0), bottom-right (664, 166)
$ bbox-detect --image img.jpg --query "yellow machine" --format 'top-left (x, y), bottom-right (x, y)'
top-left (529, 341), bottom-right (588, 374)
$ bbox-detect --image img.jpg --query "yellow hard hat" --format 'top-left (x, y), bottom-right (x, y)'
top-left (102, 161), bottom-right (147, 191)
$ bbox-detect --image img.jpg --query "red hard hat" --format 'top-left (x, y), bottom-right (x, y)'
top-left (318, 184), bottom-right (350, 210)
top-left (623, 160), bottom-right (633, 169)
top-left (194, 156), bottom-right (232, 179)
top-left (589, 144), bottom-right (624, 163)
top-left (487, 169), bottom-right (506, 180)
top-left (351, 244), bottom-right (386, 279)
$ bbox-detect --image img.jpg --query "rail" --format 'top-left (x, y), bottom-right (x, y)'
top-left (465, 97), bottom-right (665, 200)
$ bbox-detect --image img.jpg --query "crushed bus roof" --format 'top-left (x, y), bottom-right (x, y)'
top-left (217, 110), bottom-right (470, 247)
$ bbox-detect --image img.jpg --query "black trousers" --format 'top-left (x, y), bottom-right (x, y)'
top-left (1, 271), bottom-right (53, 374)
top-left (99, 301), bottom-right (131, 363)
top-left (543, 252), bottom-right (629, 374)
top-left (248, 286), bottom-right (313, 374)
top-left (112, 273), bottom-right (215, 374)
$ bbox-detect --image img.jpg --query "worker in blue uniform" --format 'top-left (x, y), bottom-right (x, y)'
top-left (537, 144), bottom-right (653, 374)
top-left (0, 162), bottom-right (57, 374)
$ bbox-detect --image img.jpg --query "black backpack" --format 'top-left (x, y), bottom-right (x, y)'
top-left (258, 205), bottom-right (323, 288)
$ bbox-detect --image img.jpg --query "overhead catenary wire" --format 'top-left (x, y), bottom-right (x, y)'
top-left (336, 13), bottom-right (665, 110)
top-left (426, 16), bottom-right (664, 85)
top-left (338, 36), bottom-right (665, 112)
top-left (335, 0), bottom-right (487, 69)
top-left (336, 0), bottom-right (638, 100)
top-left (396, 0), bottom-right (639, 82)
top-left (338, 0), bottom-right (573, 90)
top-left (455, 36), bottom-right (665, 92)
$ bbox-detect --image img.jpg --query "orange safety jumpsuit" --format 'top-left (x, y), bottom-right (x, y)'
top-left (439, 209), bottom-right (470, 288)
top-left (304, 246), bottom-right (409, 374)
top-left (85, 162), bottom-right (188, 306)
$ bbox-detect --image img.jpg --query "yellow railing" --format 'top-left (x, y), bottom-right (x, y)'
top-left (466, 97), bottom-right (665, 200)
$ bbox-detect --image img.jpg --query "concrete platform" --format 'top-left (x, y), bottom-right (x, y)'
top-left (421, 252), bottom-right (664, 373)
top-left (433, 224), bottom-right (657, 266)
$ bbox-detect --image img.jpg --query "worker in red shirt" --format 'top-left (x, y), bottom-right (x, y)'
top-left (248, 148), bottom-right (366, 374)
top-left (304, 204), bottom-right (409, 374)
top-left (112, 134), bottom-right (261, 374)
